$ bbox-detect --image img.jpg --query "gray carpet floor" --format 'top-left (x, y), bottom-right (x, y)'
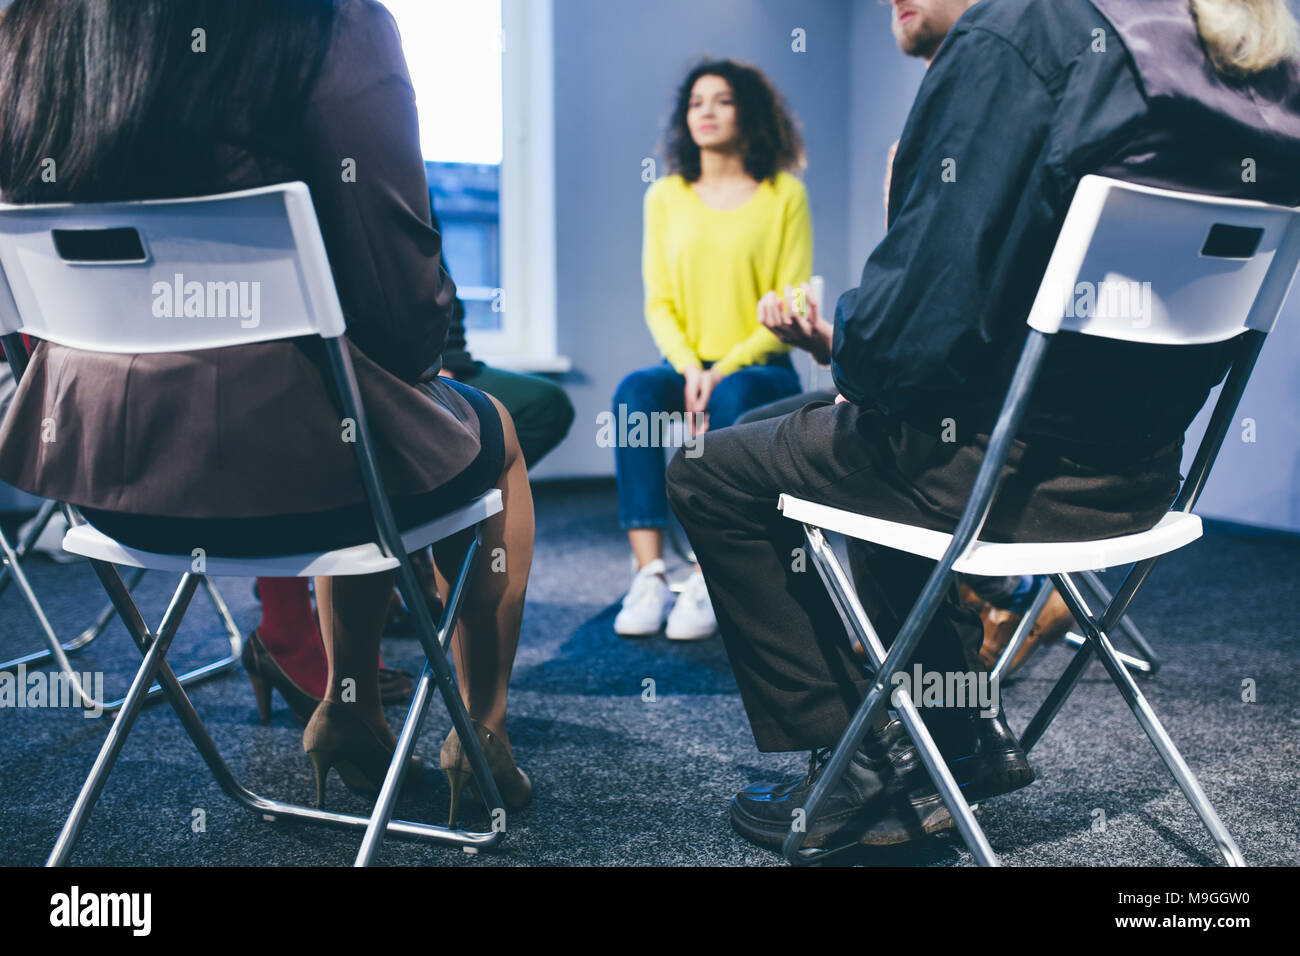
top-left (1, 480), bottom-right (1297, 867)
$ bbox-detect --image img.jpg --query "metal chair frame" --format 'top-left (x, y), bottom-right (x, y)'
top-left (1, 495), bottom-right (243, 714)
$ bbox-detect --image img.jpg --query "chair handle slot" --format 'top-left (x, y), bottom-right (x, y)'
top-left (51, 227), bottom-right (148, 264)
top-left (1200, 223), bottom-right (1264, 260)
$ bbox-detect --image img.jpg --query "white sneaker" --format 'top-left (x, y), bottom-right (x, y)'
top-left (614, 558), bottom-right (675, 637)
top-left (665, 570), bottom-right (717, 640)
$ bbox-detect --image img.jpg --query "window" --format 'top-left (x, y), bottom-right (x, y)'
top-left (383, 0), bottom-right (565, 371)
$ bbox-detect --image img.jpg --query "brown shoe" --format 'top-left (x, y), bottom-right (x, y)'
top-left (976, 589), bottom-right (1075, 674)
top-left (378, 667), bottom-right (415, 705)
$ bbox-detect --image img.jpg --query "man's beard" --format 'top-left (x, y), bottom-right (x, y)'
top-left (895, 22), bottom-right (943, 61)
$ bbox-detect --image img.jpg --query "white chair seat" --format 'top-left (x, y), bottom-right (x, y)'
top-left (777, 494), bottom-right (1202, 576)
top-left (62, 490), bottom-right (503, 578)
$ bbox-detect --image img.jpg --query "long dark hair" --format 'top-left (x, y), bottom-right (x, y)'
top-left (663, 58), bottom-right (805, 184)
top-left (0, 0), bottom-right (338, 203)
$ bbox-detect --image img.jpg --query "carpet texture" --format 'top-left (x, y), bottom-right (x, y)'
top-left (1, 480), bottom-right (1296, 867)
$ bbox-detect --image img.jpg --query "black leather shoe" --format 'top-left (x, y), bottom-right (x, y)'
top-left (852, 712), bottom-right (1034, 848)
top-left (852, 718), bottom-right (959, 846)
top-left (946, 711), bottom-right (1035, 802)
top-left (730, 745), bottom-right (891, 851)
top-left (730, 713), bottom-right (1034, 854)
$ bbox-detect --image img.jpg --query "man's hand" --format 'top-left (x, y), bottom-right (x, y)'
top-left (758, 282), bottom-right (833, 365)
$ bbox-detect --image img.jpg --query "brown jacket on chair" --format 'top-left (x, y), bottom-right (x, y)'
top-left (0, 0), bottom-right (483, 519)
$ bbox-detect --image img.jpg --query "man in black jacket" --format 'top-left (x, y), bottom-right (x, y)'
top-left (668, 0), bottom-right (1300, 853)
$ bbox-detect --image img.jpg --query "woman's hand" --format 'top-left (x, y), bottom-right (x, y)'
top-left (683, 366), bottom-right (705, 434)
top-left (694, 368), bottom-right (719, 434)
top-left (758, 283), bottom-right (833, 365)
top-left (683, 365), bottom-right (717, 435)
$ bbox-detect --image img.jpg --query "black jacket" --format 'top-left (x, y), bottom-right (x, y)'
top-left (832, 0), bottom-right (1300, 455)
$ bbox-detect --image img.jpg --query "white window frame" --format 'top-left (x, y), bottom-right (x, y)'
top-left (466, 0), bottom-right (568, 372)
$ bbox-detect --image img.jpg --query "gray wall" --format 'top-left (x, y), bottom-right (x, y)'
top-left (535, 0), bottom-right (855, 479)
top-left (1182, 298), bottom-right (1300, 533)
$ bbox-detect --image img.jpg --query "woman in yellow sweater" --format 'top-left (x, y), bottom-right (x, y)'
top-left (613, 59), bottom-right (810, 640)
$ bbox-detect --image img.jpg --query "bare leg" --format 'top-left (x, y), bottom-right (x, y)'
top-left (434, 394), bottom-right (533, 752)
top-left (628, 528), bottom-right (664, 569)
top-left (314, 570), bottom-right (396, 745)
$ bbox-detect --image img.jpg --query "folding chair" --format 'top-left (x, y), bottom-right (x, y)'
top-left (779, 175), bottom-right (1300, 867)
top-left (0, 493), bottom-right (244, 714)
top-left (0, 182), bottom-right (508, 866)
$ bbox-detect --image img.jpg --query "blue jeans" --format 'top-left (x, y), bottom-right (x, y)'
top-left (613, 357), bottom-right (801, 529)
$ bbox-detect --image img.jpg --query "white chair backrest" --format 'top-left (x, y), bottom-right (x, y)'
top-left (0, 182), bottom-right (345, 352)
top-left (1027, 175), bottom-right (1300, 345)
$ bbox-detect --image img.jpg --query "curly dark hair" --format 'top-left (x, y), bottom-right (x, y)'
top-left (663, 59), bottom-right (805, 184)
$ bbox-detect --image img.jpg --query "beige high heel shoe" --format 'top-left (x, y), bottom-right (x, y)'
top-left (440, 719), bottom-right (531, 825)
top-left (302, 700), bottom-right (423, 808)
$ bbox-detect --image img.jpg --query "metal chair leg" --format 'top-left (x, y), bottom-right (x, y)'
top-left (1060, 632), bottom-right (1154, 674)
top-left (1021, 558), bottom-right (1161, 753)
top-left (47, 567), bottom-right (200, 865)
top-left (1049, 574), bottom-right (1243, 866)
top-left (355, 526), bottom-right (506, 866)
top-left (0, 526), bottom-right (103, 710)
top-left (0, 557), bottom-right (241, 713)
top-left (1076, 569), bottom-right (1161, 673)
top-left (92, 575), bottom-right (241, 713)
top-left (2, 512), bottom-right (241, 712)
top-left (2, 567), bottom-right (148, 672)
top-left (989, 577), bottom-right (1053, 685)
top-left (0, 499), bottom-right (57, 600)
top-left (0, 503), bottom-right (148, 661)
top-left (783, 526), bottom-right (998, 866)
top-left (1019, 628), bottom-right (1095, 754)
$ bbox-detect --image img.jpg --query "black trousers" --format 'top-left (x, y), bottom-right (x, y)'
top-left (734, 386), bottom-right (839, 426)
top-left (666, 398), bottom-right (1181, 755)
top-left (735, 386), bottom-right (1031, 609)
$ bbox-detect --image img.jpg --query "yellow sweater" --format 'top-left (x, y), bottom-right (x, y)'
top-left (642, 171), bottom-right (813, 376)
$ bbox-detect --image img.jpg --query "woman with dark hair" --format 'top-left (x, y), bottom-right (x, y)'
top-left (612, 59), bottom-right (811, 641)
top-left (0, 0), bottom-right (532, 820)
